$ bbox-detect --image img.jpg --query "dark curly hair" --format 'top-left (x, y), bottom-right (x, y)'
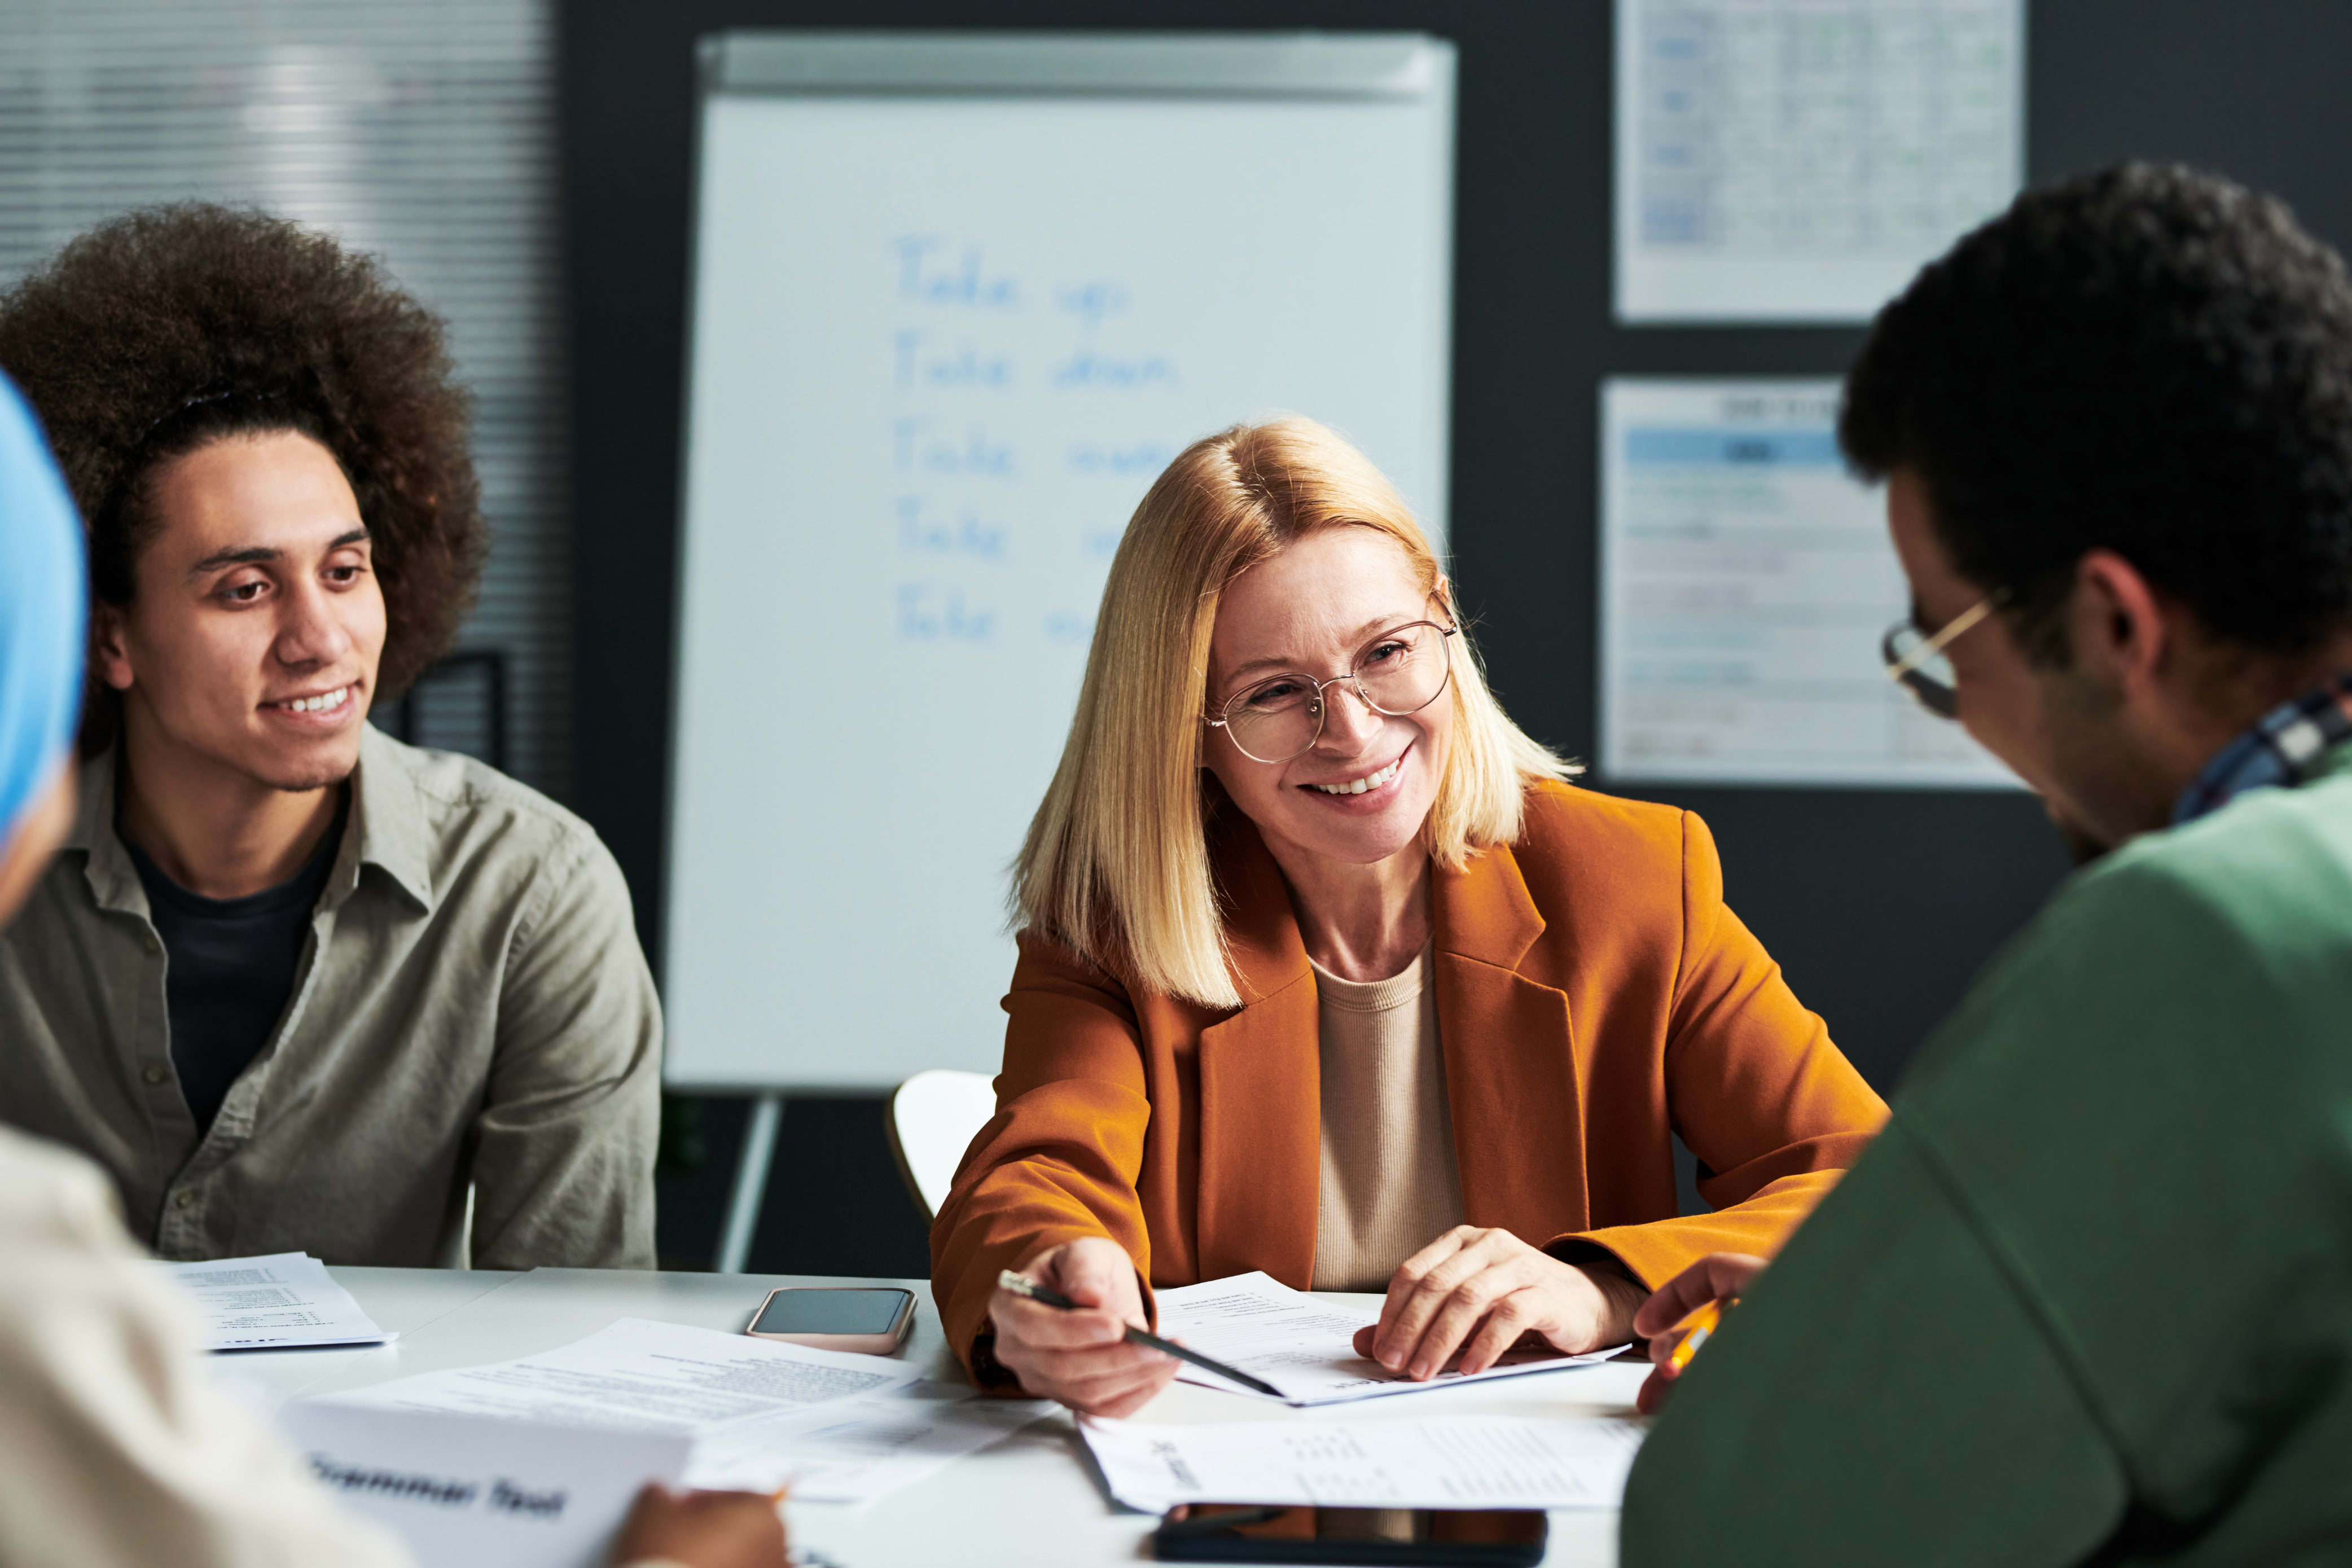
top-left (1841, 162), bottom-right (2352, 666)
top-left (0, 203), bottom-right (486, 748)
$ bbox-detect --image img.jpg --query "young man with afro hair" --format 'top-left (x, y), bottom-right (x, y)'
top-left (0, 204), bottom-right (660, 1270)
top-left (1619, 164), bottom-right (2352, 1563)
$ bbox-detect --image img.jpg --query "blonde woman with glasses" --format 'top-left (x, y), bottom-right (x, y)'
top-left (931, 419), bottom-right (1887, 1415)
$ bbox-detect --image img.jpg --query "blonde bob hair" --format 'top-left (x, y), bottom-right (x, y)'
top-left (1013, 417), bottom-right (1577, 1010)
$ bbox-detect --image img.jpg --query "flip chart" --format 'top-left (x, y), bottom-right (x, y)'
top-left (666, 32), bottom-right (1455, 1090)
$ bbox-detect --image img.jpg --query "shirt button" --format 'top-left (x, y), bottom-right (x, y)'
top-left (143, 1066), bottom-right (169, 1086)
top-left (142, 932), bottom-right (160, 955)
top-left (174, 1191), bottom-right (196, 1210)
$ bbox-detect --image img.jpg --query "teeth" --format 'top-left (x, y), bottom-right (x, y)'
top-left (282, 687), bottom-right (349, 714)
top-left (1311, 758), bottom-right (1401, 796)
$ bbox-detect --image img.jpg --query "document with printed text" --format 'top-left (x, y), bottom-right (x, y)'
top-left (315, 1317), bottom-right (920, 1432)
top-left (1083, 1413), bottom-right (1646, 1513)
top-left (309, 1319), bottom-right (1045, 1506)
top-left (1155, 1273), bottom-right (1623, 1406)
top-left (156, 1251), bottom-right (391, 1352)
top-left (686, 1380), bottom-right (1054, 1503)
top-left (1599, 377), bottom-right (2017, 786)
top-left (278, 1403), bottom-right (688, 1568)
top-left (1614, 0), bottom-right (2024, 322)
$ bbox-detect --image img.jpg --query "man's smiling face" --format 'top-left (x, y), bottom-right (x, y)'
top-left (96, 429), bottom-right (385, 793)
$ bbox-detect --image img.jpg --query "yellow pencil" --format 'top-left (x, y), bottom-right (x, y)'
top-left (1667, 1300), bottom-right (1722, 1372)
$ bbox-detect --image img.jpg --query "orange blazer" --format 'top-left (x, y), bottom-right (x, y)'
top-left (931, 781), bottom-right (1888, 1375)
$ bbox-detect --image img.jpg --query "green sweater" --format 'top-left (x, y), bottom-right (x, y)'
top-left (1621, 744), bottom-right (2352, 1566)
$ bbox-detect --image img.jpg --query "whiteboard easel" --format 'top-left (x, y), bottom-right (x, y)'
top-left (668, 31), bottom-right (1456, 1265)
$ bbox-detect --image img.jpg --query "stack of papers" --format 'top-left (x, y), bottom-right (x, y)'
top-left (157, 1252), bottom-right (391, 1351)
top-left (1082, 1413), bottom-right (1646, 1513)
top-left (1155, 1272), bottom-right (1623, 1405)
top-left (305, 1318), bottom-right (1049, 1505)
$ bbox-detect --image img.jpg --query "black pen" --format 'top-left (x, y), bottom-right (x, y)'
top-left (995, 1269), bottom-right (1287, 1399)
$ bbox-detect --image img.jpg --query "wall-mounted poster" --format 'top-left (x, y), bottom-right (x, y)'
top-left (1614, 0), bottom-right (2025, 322)
top-left (1599, 378), bottom-right (2017, 788)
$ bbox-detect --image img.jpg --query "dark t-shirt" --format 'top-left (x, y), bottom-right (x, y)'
top-left (126, 793), bottom-right (347, 1136)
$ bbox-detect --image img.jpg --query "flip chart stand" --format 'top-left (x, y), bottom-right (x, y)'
top-left (716, 1092), bottom-right (783, 1273)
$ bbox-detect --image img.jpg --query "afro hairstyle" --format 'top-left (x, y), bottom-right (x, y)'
top-left (0, 202), bottom-right (487, 748)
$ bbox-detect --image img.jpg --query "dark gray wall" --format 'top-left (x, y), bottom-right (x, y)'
top-left (563, 0), bottom-right (2352, 1272)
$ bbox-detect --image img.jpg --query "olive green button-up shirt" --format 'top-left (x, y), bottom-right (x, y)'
top-left (0, 726), bottom-right (659, 1268)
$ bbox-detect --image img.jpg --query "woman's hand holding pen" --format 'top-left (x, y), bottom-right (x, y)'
top-left (988, 1235), bottom-right (1177, 1417)
top-left (1351, 1226), bottom-right (1649, 1381)
top-left (1633, 1251), bottom-right (1766, 1415)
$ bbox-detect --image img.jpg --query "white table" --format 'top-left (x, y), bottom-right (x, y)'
top-left (230, 1267), bottom-right (1635, 1567)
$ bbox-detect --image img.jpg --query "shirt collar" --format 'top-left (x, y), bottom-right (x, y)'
top-left (63, 744), bottom-right (141, 914)
top-left (348, 724), bottom-right (436, 912)
top-left (2172, 670), bottom-right (2352, 825)
top-left (62, 724), bottom-right (436, 915)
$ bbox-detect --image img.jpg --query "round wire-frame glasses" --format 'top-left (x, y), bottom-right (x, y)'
top-left (1880, 592), bottom-right (2004, 719)
top-left (1206, 620), bottom-right (1458, 763)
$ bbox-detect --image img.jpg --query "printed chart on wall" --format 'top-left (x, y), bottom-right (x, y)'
top-left (1599, 379), bottom-right (2015, 788)
top-left (666, 34), bottom-right (1454, 1088)
top-left (1614, 0), bottom-right (2025, 322)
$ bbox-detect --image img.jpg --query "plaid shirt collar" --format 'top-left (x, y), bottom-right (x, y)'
top-left (2173, 670), bottom-right (2352, 825)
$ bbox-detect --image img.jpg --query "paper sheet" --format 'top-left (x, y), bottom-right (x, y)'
top-left (1082, 1413), bottom-right (1645, 1512)
top-left (1154, 1273), bottom-right (1622, 1406)
top-left (312, 1319), bottom-right (1043, 1506)
top-left (156, 1251), bottom-right (392, 1351)
top-left (1599, 378), bottom-right (2016, 787)
top-left (314, 1317), bottom-right (921, 1434)
top-left (1613, 0), bottom-right (2025, 322)
top-left (686, 1380), bottom-right (1053, 1504)
top-left (279, 1403), bottom-right (688, 1568)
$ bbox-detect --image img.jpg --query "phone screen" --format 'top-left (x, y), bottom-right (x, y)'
top-left (1154, 1503), bottom-right (1547, 1565)
top-left (751, 1288), bottom-right (911, 1336)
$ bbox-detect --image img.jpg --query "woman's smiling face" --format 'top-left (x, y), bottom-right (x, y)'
top-left (1202, 526), bottom-right (1455, 872)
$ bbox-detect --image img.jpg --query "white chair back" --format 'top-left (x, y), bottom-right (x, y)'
top-left (888, 1069), bottom-right (999, 1223)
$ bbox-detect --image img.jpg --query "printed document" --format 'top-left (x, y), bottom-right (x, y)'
top-left (1155, 1273), bottom-right (1621, 1406)
top-left (156, 1251), bottom-right (390, 1351)
top-left (1600, 377), bottom-right (2015, 787)
top-left (279, 1403), bottom-right (687, 1568)
top-left (1614, 0), bottom-right (2024, 321)
top-left (315, 1317), bottom-right (920, 1432)
top-left (687, 1380), bottom-right (1054, 1503)
top-left (1083, 1413), bottom-right (1645, 1512)
top-left (310, 1319), bottom-right (1045, 1505)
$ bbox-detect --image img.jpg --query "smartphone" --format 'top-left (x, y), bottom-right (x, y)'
top-left (745, 1286), bottom-right (916, 1354)
top-left (1152, 1503), bottom-right (1547, 1565)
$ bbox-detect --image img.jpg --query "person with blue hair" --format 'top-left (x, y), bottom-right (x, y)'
top-left (0, 371), bottom-right (784, 1568)
top-left (0, 379), bottom-right (78, 907)
top-left (0, 376), bottom-right (80, 910)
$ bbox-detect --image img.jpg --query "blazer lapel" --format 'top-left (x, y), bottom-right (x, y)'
top-left (1194, 811), bottom-right (1320, 1288)
top-left (1433, 842), bottom-right (1590, 1240)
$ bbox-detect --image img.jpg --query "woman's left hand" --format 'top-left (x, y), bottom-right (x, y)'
top-left (1350, 1226), bottom-right (1647, 1380)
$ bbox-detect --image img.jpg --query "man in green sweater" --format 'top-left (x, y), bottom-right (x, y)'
top-left (1620, 163), bottom-right (2352, 1564)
